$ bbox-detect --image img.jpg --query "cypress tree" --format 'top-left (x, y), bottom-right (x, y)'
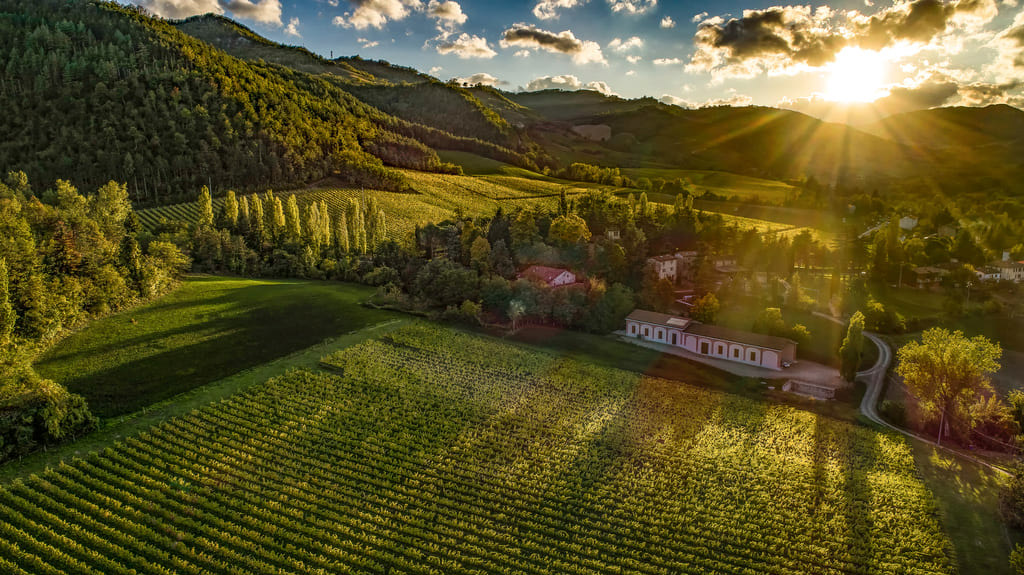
top-left (197, 186), bottom-right (213, 228)
top-left (0, 258), bottom-right (16, 346)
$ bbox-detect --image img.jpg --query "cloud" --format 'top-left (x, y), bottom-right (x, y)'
top-left (283, 16), bottom-right (300, 36)
top-left (691, 11), bottom-right (708, 23)
top-left (626, 54), bottom-right (642, 63)
top-left (134, 0), bottom-right (282, 24)
top-left (608, 36), bottom-right (644, 52)
top-left (688, 1), bottom-right (1001, 79)
top-left (660, 93), bottom-right (753, 108)
top-left (335, 0), bottom-right (422, 30)
top-left (501, 24), bottom-right (607, 64)
top-left (607, 0), bottom-right (656, 15)
top-left (514, 49), bottom-right (532, 57)
top-left (437, 33), bottom-right (497, 58)
top-left (653, 57), bottom-right (682, 65)
top-left (524, 74), bottom-right (616, 94)
top-left (427, 0), bottom-right (466, 26)
top-left (429, 66), bottom-right (443, 74)
top-left (661, 16), bottom-right (676, 28)
top-left (533, 0), bottom-right (587, 20)
top-left (219, 0), bottom-right (282, 24)
top-left (453, 72), bottom-right (507, 86)
top-left (989, 9), bottom-right (1024, 81)
top-left (357, 37), bottom-right (380, 48)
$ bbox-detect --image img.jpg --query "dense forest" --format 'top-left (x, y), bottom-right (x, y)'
top-left (0, 171), bottom-right (189, 462)
top-left (0, 0), bottom-right (474, 205)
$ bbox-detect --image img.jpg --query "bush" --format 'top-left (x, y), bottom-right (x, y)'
top-left (879, 400), bottom-right (906, 427)
top-left (1002, 466), bottom-right (1024, 530)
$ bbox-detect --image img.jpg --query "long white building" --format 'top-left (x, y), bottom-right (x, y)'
top-left (624, 309), bottom-right (797, 370)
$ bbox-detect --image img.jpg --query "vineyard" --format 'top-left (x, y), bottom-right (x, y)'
top-left (1, 323), bottom-right (954, 574)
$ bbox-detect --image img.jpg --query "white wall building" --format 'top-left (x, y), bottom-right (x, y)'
top-left (647, 255), bottom-right (677, 282)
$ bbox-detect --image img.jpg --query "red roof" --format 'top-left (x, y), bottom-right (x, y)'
top-left (519, 265), bottom-right (573, 285)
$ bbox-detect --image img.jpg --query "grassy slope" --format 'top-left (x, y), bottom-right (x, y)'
top-left (35, 276), bottom-right (394, 418)
top-left (622, 167), bottom-right (799, 203)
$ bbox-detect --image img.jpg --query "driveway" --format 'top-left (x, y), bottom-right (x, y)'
top-left (615, 331), bottom-right (842, 384)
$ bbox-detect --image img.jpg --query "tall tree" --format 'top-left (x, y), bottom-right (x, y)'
top-left (248, 194), bottom-right (266, 250)
top-left (334, 211), bottom-right (350, 256)
top-left (0, 258), bottom-right (15, 346)
top-left (285, 195), bottom-right (302, 245)
top-left (237, 195), bottom-right (251, 238)
top-left (690, 293), bottom-right (719, 324)
top-left (895, 328), bottom-right (1002, 444)
top-left (217, 190), bottom-right (239, 231)
top-left (839, 311), bottom-right (865, 382)
top-left (197, 186), bottom-right (213, 228)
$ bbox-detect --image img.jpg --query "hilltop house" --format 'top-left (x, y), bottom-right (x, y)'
top-left (624, 310), bottom-right (797, 370)
top-left (647, 255), bottom-right (678, 282)
top-left (995, 259), bottom-right (1024, 283)
top-left (518, 265), bottom-right (577, 287)
top-left (899, 216), bottom-right (919, 231)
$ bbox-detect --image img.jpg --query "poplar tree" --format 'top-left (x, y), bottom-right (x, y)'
top-left (237, 195), bottom-right (251, 237)
top-left (319, 201), bottom-right (332, 251)
top-left (0, 258), bottom-right (16, 346)
top-left (197, 186), bottom-right (213, 228)
top-left (271, 197), bottom-right (286, 246)
top-left (347, 198), bottom-right (366, 254)
top-left (305, 202), bottom-right (322, 251)
top-left (335, 211), bottom-right (350, 256)
top-left (217, 190), bottom-right (238, 231)
top-left (839, 311), bottom-right (865, 382)
top-left (248, 194), bottom-right (266, 250)
top-left (285, 195), bottom-right (302, 245)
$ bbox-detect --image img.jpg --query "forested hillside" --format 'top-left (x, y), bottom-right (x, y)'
top-left (0, 0), bottom-right (464, 206)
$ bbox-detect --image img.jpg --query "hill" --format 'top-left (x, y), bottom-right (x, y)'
top-left (861, 104), bottom-right (1024, 149)
top-left (174, 14), bottom-right (520, 148)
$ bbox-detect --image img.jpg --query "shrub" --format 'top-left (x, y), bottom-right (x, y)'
top-left (879, 400), bottom-right (907, 427)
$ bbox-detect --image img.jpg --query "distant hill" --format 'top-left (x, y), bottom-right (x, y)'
top-left (860, 104), bottom-right (1024, 149)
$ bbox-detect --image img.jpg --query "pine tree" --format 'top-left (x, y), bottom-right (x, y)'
top-left (285, 195), bottom-right (302, 245)
top-left (217, 190), bottom-right (238, 231)
top-left (197, 186), bottom-right (213, 228)
top-left (0, 258), bottom-right (16, 346)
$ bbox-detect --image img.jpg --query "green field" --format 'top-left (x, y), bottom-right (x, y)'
top-left (622, 167), bottom-right (799, 203)
top-left (1, 323), bottom-right (954, 574)
top-left (35, 277), bottom-right (392, 419)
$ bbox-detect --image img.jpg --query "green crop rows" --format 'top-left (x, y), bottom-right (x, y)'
top-left (0, 323), bottom-right (953, 574)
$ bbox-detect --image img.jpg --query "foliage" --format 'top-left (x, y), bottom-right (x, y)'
top-left (752, 307), bottom-right (811, 347)
top-left (839, 311), bottom-right (866, 382)
top-left (690, 292), bottom-right (720, 324)
top-left (895, 328), bottom-right (1002, 444)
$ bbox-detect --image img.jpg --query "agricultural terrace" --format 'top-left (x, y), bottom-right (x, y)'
top-left (621, 168), bottom-right (800, 204)
top-left (4, 323), bottom-right (954, 574)
top-left (35, 277), bottom-right (392, 418)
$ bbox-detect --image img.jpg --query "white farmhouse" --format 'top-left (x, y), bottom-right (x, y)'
top-left (624, 309), bottom-right (797, 370)
top-left (518, 265), bottom-right (577, 287)
top-left (647, 255), bottom-right (677, 282)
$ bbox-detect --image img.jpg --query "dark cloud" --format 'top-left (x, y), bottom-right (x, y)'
top-left (500, 24), bottom-right (605, 64)
top-left (689, 0), bottom-right (999, 78)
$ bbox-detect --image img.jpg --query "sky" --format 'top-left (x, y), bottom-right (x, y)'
top-left (126, 0), bottom-right (1024, 120)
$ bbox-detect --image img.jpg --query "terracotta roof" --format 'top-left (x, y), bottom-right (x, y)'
top-left (626, 310), bottom-right (691, 329)
top-left (519, 265), bottom-right (572, 284)
top-left (684, 323), bottom-right (795, 351)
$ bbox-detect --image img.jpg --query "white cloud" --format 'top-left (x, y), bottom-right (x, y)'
top-left (608, 36), bottom-right (643, 52)
top-left (514, 49), bottom-right (532, 57)
top-left (523, 74), bottom-right (616, 94)
top-left (626, 54), bottom-right (642, 63)
top-left (533, 0), bottom-right (587, 20)
top-left (661, 16), bottom-right (676, 28)
top-left (283, 16), bottom-right (300, 36)
top-left (453, 72), bottom-right (507, 86)
top-left (691, 11), bottom-right (707, 23)
top-left (335, 0), bottom-right (422, 30)
top-left (660, 93), bottom-right (753, 108)
top-left (660, 94), bottom-right (693, 107)
top-left (429, 66), bottom-right (443, 75)
top-left (501, 24), bottom-right (607, 64)
top-left (625, 69), bottom-right (637, 76)
top-left (607, 0), bottom-right (656, 15)
top-left (427, 0), bottom-right (467, 26)
top-left (653, 57), bottom-right (682, 65)
top-left (437, 33), bottom-right (497, 58)
top-left (134, 0), bottom-right (282, 25)
top-left (357, 37), bottom-right (380, 48)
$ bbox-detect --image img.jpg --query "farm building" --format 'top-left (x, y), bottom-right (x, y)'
top-left (624, 309), bottom-right (797, 370)
top-left (518, 265), bottom-right (578, 287)
top-left (647, 255), bottom-right (678, 282)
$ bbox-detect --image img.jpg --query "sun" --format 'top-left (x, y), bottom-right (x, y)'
top-left (824, 47), bottom-right (887, 103)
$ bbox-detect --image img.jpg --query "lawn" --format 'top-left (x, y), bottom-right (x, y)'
top-left (0, 323), bottom-right (956, 574)
top-left (34, 276), bottom-right (393, 419)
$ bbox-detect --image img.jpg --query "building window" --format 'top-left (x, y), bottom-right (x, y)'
top-left (701, 342), bottom-right (709, 354)
top-left (749, 350), bottom-right (756, 361)
top-left (631, 325), bottom-right (636, 334)
top-left (657, 330), bottom-right (663, 338)
top-left (671, 333), bottom-right (677, 345)
top-left (733, 349), bottom-right (739, 358)
top-left (644, 328), bottom-right (649, 336)
top-left (717, 345), bottom-right (723, 354)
